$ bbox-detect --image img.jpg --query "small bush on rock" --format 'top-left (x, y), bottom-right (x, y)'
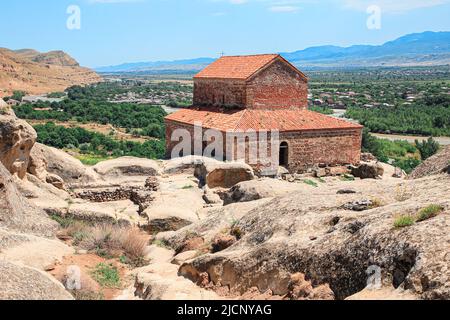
top-left (416, 204), bottom-right (444, 222)
top-left (394, 215), bottom-right (415, 228)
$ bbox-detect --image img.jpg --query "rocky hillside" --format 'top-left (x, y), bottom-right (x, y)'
top-left (409, 146), bottom-right (450, 179)
top-left (14, 49), bottom-right (80, 67)
top-left (0, 48), bottom-right (101, 97)
top-left (0, 107), bottom-right (449, 300)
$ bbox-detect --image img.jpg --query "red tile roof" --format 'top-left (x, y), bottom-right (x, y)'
top-left (194, 54), bottom-right (280, 80)
top-left (165, 108), bottom-right (363, 132)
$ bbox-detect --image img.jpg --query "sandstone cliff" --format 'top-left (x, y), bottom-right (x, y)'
top-left (0, 48), bottom-right (101, 97)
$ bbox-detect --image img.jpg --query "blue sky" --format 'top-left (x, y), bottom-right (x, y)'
top-left (1, 0), bottom-right (450, 67)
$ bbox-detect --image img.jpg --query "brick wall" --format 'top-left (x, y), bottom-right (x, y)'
top-left (165, 119), bottom-right (362, 173)
top-left (246, 59), bottom-right (308, 110)
top-left (193, 59), bottom-right (308, 110)
top-left (193, 78), bottom-right (247, 108)
top-left (280, 129), bottom-right (362, 172)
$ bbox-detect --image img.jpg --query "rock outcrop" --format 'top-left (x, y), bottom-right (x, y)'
top-left (93, 157), bottom-right (160, 183)
top-left (31, 143), bottom-right (99, 186)
top-left (162, 156), bottom-right (221, 175)
top-left (0, 110), bottom-right (37, 179)
top-left (223, 179), bottom-right (302, 205)
top-left (195, 161), bottom-right (255, 189)
top-left (174, 174), bottom-right (449, 300)
top-left (0, 260), bottom-right (73, 300)
top-left (0, 162), bottom-right (58, 238)
top-left (409, 146), bottom-right (450, 179)
top-left (351, 162), bottom-right (384, 179)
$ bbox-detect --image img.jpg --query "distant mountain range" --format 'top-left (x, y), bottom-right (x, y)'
top-left (96, 31), bottom-right (450, 74)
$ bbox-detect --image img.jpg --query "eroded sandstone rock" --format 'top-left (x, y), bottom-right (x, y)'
top-left (0, 260), bottom-right (73, 300)
top-left (195, 161), bottom-right (255, 189)
top-left (0, 110), bottom-right (37, 179)
top-left (31, 143), bottom-right (99, 185)
top-left (0, 162), bottom-right (58, 238)
top-left (351, 162), bottom-right (384, 179)
top-left (175, 174), bottom-right (449, 300)
top-left (93, 157), bottom-right (160, 181)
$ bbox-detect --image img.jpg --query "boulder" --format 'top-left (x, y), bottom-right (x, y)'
top-left (134, 263), bottom-right (219, 300)
top-left (346, 286), bottom-right (418, 300)
top-left (93, 157), bottom-right (160, 181)
top-left (341, 199), bottom-right (374, 212)
top-left (202, 187), bottom-right (223, 205)
top-left (163, 156), bottom-right (221, 175)
top-left (144, 205), bottom-right (199, 233)
top-left (314, 166), bottom-right (349, 178)
top-left (0, 230), bottom-right (74, 271)
top-left (171, 250), bottom-right (198, 265)
top-left (144, 245), bottom-right (175, 264)
top-left (195, 161), bottom-right (255, 189)
top-left (31, 143), bottom-right (99, 185)
top-left (0, 110), bottom-right (37, 179)
top-left (28, 143), bottom-right (48, 181)
top-left (0, 260), bottom-right (73, 300)
top-left (351, 162), bottom-right (384, 179)
top-left (15, 173), bottom-right (70, 216)
top-left (45, 173), bottom-right (65, 190)
top-left (223, 179), bottom-right (301, 205)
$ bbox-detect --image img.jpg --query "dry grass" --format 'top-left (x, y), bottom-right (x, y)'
top-left (121, 228), bottom-right (149, 262)
top-left (394, 184), bottom-right (413, 202)
top-left (78, 224), bottom-right (149, 265)
top-left (56, 218), bottom-right (149, 266)
top-left (369, 197), bottom-right (384, 209)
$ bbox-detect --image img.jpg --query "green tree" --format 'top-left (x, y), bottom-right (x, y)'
top-left (415, 137), bottom-right (440, 160)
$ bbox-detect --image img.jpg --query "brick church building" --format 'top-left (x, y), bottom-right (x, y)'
top-left (165, 54), bottom-right (363, 174)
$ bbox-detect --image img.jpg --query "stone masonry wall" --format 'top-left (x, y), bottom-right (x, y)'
top-left (246, 59), bottom-right (308, 110)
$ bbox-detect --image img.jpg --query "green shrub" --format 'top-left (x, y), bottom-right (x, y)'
top-left (394, 215), bottom-right (415, 228)
top-left (91, 263), bottom-right (120, 288)
top-left (51, 215), bottom-right (76, 229)
top-left (416, 204), bottom-right (444, 222)
top-left (415, 137), bottom-right (440, 160)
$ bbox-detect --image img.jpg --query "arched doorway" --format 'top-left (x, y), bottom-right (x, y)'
top-left (279, 142), bottom-right (289, 167)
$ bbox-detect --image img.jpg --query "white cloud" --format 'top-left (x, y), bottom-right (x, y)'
top-left (269, 5), bottom-right (299, 12)
top-left (88, 0), bottom-right (145, 4)
top-left (341, 0), bottom-right (449, 13)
